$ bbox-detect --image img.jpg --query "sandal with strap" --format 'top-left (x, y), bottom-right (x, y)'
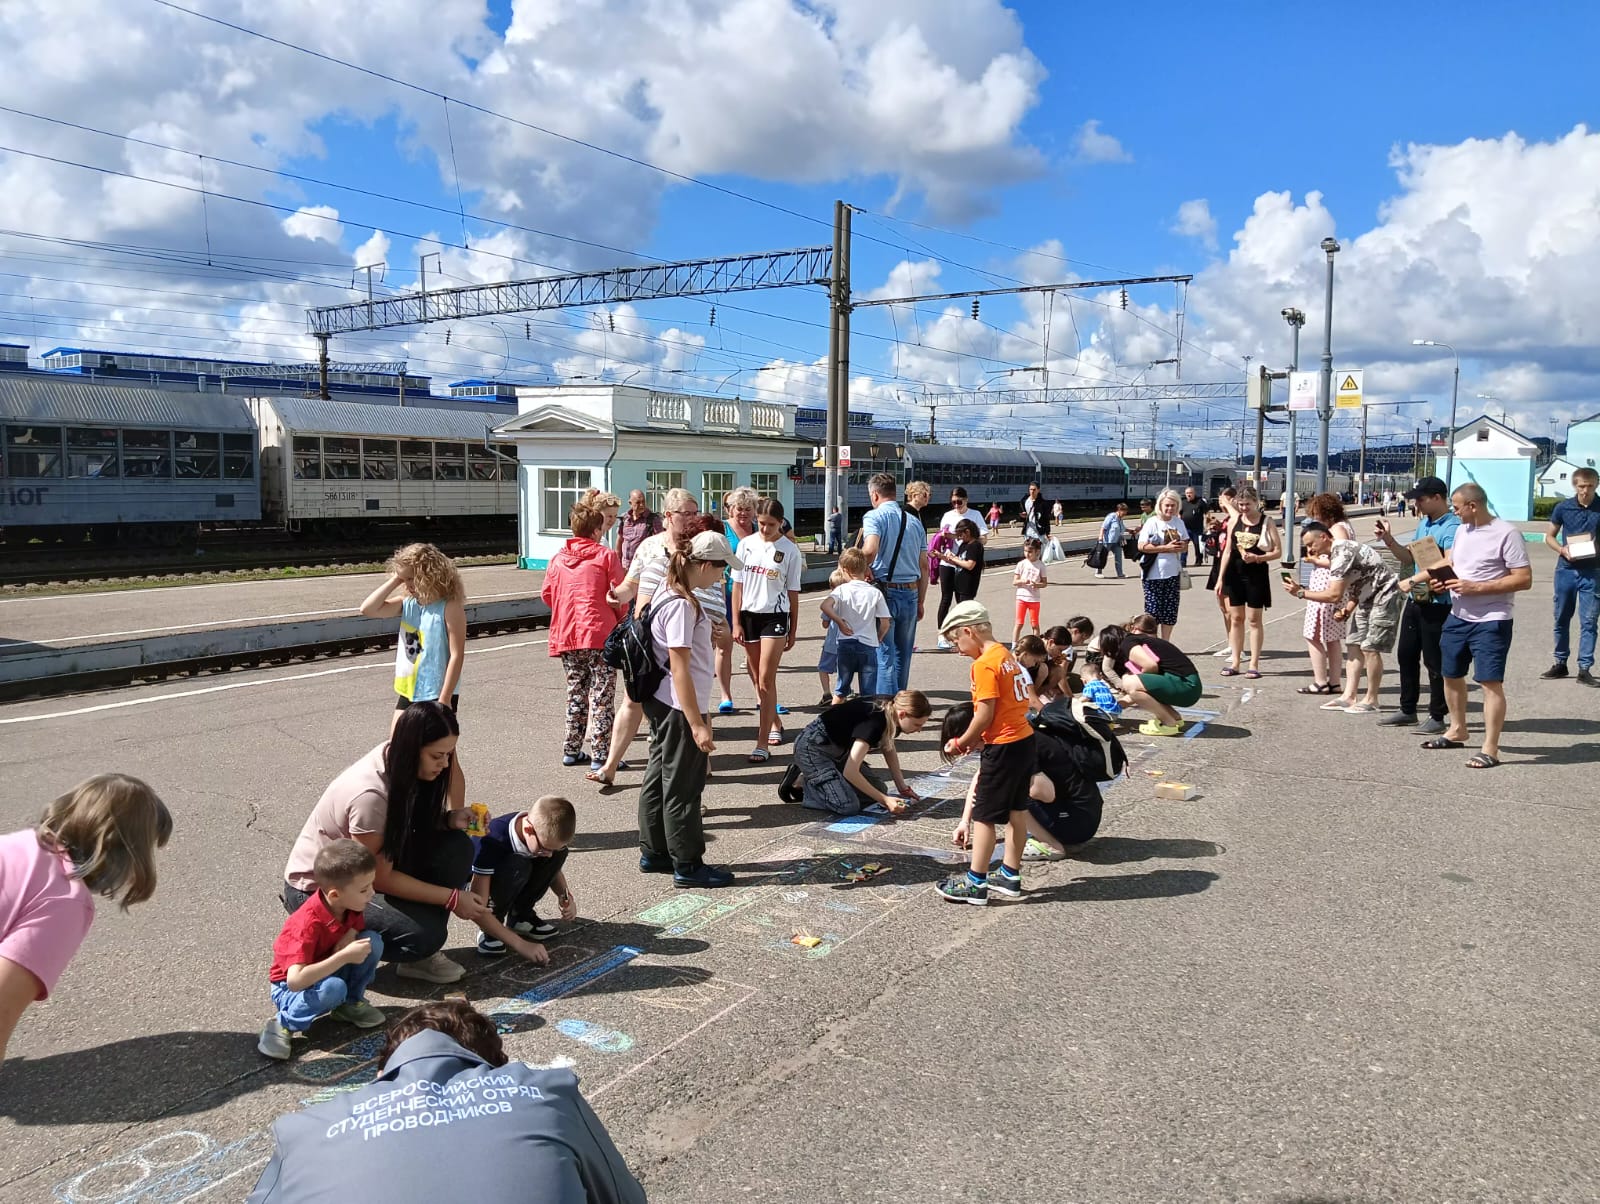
top-left (747, 748), bottom-right (771, 764)
top-left (1296, 682), bottom-right (1333, 695)
top-left (1420, 737), bottom-right (1465, 750)
top-left (1466, 752), bottom-right (1501, 769)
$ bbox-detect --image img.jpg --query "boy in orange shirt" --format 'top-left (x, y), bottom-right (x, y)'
top-left (936, 600), bottom-right (1037, 905)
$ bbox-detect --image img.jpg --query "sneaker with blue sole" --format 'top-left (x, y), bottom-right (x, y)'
top-left (936, 874), bottom-right (989, 906)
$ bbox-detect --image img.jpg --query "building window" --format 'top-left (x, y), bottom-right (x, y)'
top-left (541, 468), bottom-right (592, 533)
top-left (749, 471), bottom-right (779, 499)
top-left (702, 470), bottom-right (735, 516)
top-left (645, 469), bottom-right (685, 513)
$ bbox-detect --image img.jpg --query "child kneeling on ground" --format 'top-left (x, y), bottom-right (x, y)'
top-left (778, 690), bottom-right (931, 816)
top-left (469, 796), bottom-right (576, 959)
top-left (936, 601), bottom-right (1036, 906)
top-left (259, 839), bottom-right (385, 1060)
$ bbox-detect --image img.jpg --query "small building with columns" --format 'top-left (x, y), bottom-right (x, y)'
top-left (493, 385), bottom-right (808, 568)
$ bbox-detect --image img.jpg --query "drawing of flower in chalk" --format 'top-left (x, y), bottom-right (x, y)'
top-left (554, 1019), bottom-right (636, 1053)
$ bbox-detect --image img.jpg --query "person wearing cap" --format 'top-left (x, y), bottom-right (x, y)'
top-left (1541, 465), bottom-right (1599, 686)
top-left (935, 600), bottom-right (1037, 906)
top-left (1373, 476), bottom-right (1460, 731)
top-left (245, 1000), bottom-right (645, 1204)
top-left (638, 528), bottom-right (743, 888)
top-left (1287, 521), bottom-right (1404, 715)
top-left (1422, 483), bottom-right (1533, 769)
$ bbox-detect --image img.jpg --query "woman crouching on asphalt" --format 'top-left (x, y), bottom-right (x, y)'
top-left (1095, 623), bottom-right (1203, 737)
top-left (778, 690), bottom-right (932, 816)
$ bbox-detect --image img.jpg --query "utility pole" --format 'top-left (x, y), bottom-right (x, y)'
top-left (1316, 238), bottom-right (1340, 493)
top-left (825, 200), bottom-right (853, 522)
top-left (314, 333), bottom-right (331, 400)
top-left (1246, 354), bottom-right (1265, 484)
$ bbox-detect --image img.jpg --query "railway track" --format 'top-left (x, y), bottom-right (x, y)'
top-left (0, 539), bottom-right (516, 588)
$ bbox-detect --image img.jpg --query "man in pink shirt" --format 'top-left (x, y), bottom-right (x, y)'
top-left (1421, 483), bottom-right (1533, 769)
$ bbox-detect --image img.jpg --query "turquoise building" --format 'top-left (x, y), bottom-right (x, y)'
top-left (1446, 415), bottom-right (1537, 521)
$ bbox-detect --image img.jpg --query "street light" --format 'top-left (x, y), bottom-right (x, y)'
top-left (1412, 339), bottom-right (1460, 486)
top-left (1281, 307), bottom-right (1306, 560)
top-left (1316, 238), bottom-right (1340, 493)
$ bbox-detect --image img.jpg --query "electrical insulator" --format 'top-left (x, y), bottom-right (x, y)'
top-left (709, 306), bottom-right (716, 327)
top-left (524, 322), bottom-right (530, 338)
top-left (1119, 288), bottom-right (1128, 310)
top-left (444, 329), bottom-right (451, 346)
top-left (608, 313), bottom-right (616, 333)
top-left (970, 299), bottom-right (980, 320)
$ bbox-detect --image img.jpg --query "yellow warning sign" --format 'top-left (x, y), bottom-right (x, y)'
top-left (1335, 368), bottom-right (1364, 410)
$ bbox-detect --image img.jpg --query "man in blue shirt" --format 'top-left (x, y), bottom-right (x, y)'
top-left (1375, 477), bottom-right (1461, 731)
top-left (1541, 465), bottom-right (1600, 685)
top-left (860, 472), bottom-right (928, 697)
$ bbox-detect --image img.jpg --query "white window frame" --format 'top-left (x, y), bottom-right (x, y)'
top-left (701, 470), bottom-right (735, 517)
top-left (749, 471), bottom-right (779, 499)
top-left (540, 467), bottom-right (593, 534)
top-left (645, 469), bottom-right (685, 514)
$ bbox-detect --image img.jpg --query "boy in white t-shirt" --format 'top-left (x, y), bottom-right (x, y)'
top-left (820, 548), bottom-right (891, 702)
top-left (1012, 537), bottom-right (1048, 642)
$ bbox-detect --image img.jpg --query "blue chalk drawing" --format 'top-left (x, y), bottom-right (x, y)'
top-left (825, 813), bottom-right (881, 833)
top-left (554, 1018), bottom-right (636, 1053)
top-left (489, 945), bottom-right (643, 1034)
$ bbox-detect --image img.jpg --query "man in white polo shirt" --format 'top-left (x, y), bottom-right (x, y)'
top-left (1421, 482), bottom-right (1532, 769)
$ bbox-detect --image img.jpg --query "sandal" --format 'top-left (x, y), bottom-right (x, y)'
top-left (1466, 752), bottom-right (1500, 769)
top-left (584, 770), bottom-right (614, 786)
top-left (1420, 737), bottom-right (1464, 750)
top-left (768, 728), bottom-right (784, 746)
top-left (717, 701), bottom-right (735, 715)
top-left (747, 748), bottom-right (770, 764)
top-left (1244, 669), bottom-right (1261, 679)
top-left (1319, 697), bottom-right (1353, 710)
top-left (1296, 682), bottom-right (1334, 695)
top-left (1219, 666), bottom-right (1239, 677)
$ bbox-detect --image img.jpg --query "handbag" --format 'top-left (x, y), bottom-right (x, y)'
top-left (1042, 537), bottom-right (1064, 565)
top-left (1086, 543), bottom-right (1108, 571)
top-left (1178, 570), bottom-right (1192, 591)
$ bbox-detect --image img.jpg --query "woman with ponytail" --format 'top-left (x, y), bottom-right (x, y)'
top-left (778, 690), bottom-right (931, 816)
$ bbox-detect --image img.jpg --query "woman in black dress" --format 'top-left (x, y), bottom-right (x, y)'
top-left (1217, 484), bottom-right (1279, 678)
top-left (939, 519), bottom-right (986, 603)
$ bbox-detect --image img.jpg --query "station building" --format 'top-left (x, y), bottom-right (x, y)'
top-left (1447, 415), bottom-right (1538, 521)
top-left (493, 385), bottom-right (808, 569)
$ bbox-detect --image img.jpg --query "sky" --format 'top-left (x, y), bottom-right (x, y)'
top-left (1, 0), bottom-right (1597, 460)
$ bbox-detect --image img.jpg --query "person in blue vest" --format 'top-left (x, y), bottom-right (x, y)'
top-left (246, 999), bottom-right (645, 1204)
top-left (860, 472), bottom-right (928, 698)
top-left (1541, 465), bottom-right (1599, 685)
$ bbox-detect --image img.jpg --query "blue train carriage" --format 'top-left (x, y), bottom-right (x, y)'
top-left (249, 396), bottom-right (518, 537)
top-left (0, 377), bottom-right (259, 546)
top-left (1033, 450), bottom-right (1126, 506)
top-left (903, 443), bottom-right (1039, 511)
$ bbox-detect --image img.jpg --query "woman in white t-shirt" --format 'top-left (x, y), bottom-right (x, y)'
top-left (641, 532), bottom-right (743, 889)
top-left (1137, 488), bottom-right (1191, 640)
top-left (733, 498), bottom-right (804, 762)
top-left (934, 486), bottom-right (979, 631)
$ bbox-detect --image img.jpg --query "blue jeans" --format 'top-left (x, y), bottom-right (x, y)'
top-left (1553, 566), bottom-right (1598, 670)
top-left (874, 586), bottom-right (919, 697)
top-left (835, 637), bottom-right (878, 698)
top-left (1101, 541), bottom-right (1124, 575)
top-left (270, 931), bottom-right (383, 1031)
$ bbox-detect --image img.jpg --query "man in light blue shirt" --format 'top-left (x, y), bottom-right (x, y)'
top-left (861, 472), bottom-right (928, 697)
top-left (1097, 502), bottom-right (1128, 578)
top-left (1375, 476), bottom-right (1460, 731)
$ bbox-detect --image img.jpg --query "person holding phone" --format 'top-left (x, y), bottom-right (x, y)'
top-left (1137, 489), bottom-right (1191, 640)
top-left (1372, 476), bottom-right (1461, 730)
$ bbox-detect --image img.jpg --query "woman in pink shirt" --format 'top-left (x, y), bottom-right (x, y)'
top-left (0, 774), bottom-right (171, 1063)
top-left (541, 499), bottom-right (625, 770)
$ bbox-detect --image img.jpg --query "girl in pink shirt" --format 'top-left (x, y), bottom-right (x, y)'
top-left (0, 774), bottom-right (171, 1063)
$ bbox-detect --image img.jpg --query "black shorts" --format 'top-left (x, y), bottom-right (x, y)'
top-left (972, 735), bottom-right (1037, 824)
top-left (395, 694), bottom-right (459, 713)
top-left (739, 610), bottom-right (791, 641)
top-left (1221, 565), bottom-right (1272, 610)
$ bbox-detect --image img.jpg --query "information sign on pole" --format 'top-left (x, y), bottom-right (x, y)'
top-left (839, 445), bottom-right (852, 468)
top-left (1334, 369), bottom-right (1364, 410)
top-left (1246, 365), bottom-right (1270, 410)
top-left (1288, 371), bottom-right (1319, 412)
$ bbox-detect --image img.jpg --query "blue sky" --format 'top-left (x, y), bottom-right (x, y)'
top-left (3, 0), bottom-right (1598, 456)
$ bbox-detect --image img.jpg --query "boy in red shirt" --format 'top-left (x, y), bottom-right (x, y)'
top-left (259, 839), bottom-right (386, 1060)
top-left (936, 601), bottom-right (1037, 905)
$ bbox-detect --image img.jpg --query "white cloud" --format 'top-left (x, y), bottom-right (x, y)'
top-left (282, 205), bottom-right (342, 242)
top-left (1072, 119), bottom-right (1132, 164)
top-left (1172, 199), bottom-right (1217, 251)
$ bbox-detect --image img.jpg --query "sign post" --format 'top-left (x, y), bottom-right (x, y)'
top-left (1335, 370), bottom-right (1364, 410)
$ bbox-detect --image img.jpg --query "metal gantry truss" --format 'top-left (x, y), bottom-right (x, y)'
top-left (307, 247), bottom-right (834, 335)
top-left (920, 381), bottom-right (1245, 407)
top-left (217, 360), bottom-right (408, 379)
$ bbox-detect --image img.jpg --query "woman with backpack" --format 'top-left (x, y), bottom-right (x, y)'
top-left (942, 699), bottom-right (1117, 862)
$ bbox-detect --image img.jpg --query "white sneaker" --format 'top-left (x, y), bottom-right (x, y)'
top-left (395, 951), bottom-right (465, 984)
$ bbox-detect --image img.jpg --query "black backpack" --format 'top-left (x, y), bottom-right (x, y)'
top-left (1033, 696), bottom-right (1128, 783)
top-left (601, 602), bottom-right (667, 703)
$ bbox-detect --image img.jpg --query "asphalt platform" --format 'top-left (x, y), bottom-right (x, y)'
top-left (2, 528), bottom-right (1594, 1203)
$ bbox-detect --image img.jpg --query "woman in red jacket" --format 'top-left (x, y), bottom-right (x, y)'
top-left (541, 500), bottom-right (625, 770)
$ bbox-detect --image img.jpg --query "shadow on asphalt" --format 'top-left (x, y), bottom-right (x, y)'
top-left (1183, 722), bottom-right (1251, 740)
top-left (1020, 868), bottom-right (1220, 904)
top-left (1500, 716), bottom-right (1600, 735)
top-left (0, 1032), bottom-right (263, 1124)
top-left (1073, 836), bottom-right (1224, 864)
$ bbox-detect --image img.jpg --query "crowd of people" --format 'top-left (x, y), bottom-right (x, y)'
top-left (3, 464), bottom-right (1591, 1201)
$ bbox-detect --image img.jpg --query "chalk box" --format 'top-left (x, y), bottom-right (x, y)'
top-left (1154, 781), bottom-right (1198, 801)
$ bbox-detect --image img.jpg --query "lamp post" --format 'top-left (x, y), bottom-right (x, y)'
top-left (1316, 237), bottom-right (1340, 494)
top-left (1281, 307), bottom-right (1306, 560)
top-left (1412, 339), bottom-right (1460, 487)
top-left (1165, 442), bottom-right (1175, 489)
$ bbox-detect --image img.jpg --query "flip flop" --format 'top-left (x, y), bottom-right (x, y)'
top-left (747, 748), bottom-right (770, 763)
top-left (1466, 752), bottom-right (1501, 769)
top-left (1420, 737), bottom-right (1465, 750)
top-left (1219, 667), bottom-right (1239, 677)
top-left (583, 770), bottom-right (613, 786)
top-left (767, 729), bottom-right (783, 746)
top-left (1319, 698), bottom-right (1353, 710)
